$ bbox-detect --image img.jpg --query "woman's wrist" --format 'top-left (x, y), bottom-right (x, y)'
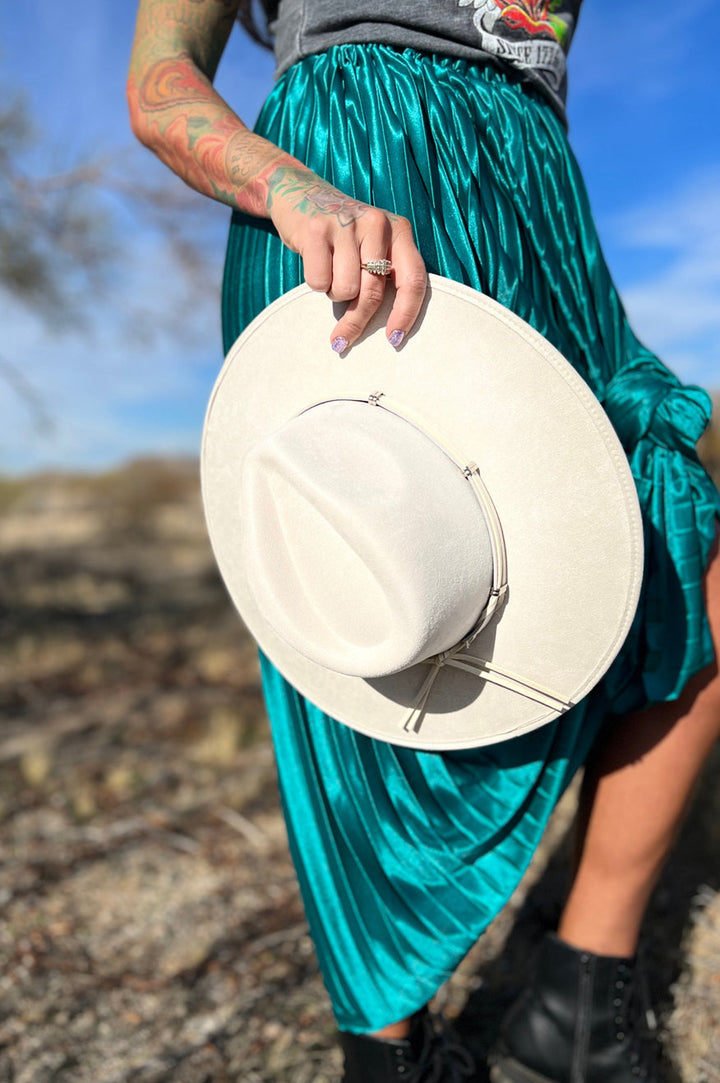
top-left (223, 138), bottom-right (312, 219)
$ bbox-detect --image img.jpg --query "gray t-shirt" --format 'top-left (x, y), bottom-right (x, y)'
top-left (272, 0), bottom-right (582, 121)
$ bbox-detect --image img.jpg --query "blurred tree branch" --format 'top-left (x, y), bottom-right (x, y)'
top-left (1, 96), bottom-right (113, 323)
top-left (0, 90), bottom-right (224, 431)
top-left (0, 93), bottom-right (218, 325)
top-left (0, 351), bottom-right (55, 437)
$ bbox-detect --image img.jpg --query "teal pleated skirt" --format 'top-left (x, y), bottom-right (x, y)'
top-left (221, 45), bottom-right (720, 1033)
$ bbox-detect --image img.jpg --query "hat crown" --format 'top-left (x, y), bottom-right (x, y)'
top-left (241, 400), bottom-right (494, 677)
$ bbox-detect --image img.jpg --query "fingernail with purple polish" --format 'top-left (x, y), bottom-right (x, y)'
top-left (332, 336), bottom-right (348, 354)
top-left (388, 329), bottom-right (405, 349)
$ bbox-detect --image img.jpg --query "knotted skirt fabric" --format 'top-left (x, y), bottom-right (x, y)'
top-left (221, 45), bottom-right (720, 1033)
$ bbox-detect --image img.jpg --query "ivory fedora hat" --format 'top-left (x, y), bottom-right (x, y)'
top-left (201, 276), bottom-right (643, 750)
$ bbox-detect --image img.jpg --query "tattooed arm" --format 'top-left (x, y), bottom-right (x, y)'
top-left (127, 0), bottom-right (298, 218)
top-left (127, 0), bottom-right (426, 348)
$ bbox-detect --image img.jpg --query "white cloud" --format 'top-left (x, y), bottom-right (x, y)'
top-left (606, 169), bottom-right (720, 387)
top-left (612, 170), bottom-right (720, 251)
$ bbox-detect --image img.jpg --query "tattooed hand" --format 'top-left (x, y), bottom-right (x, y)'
top-left (128, 0), bottom-right (426, 350)
top-left (263, 164), bottom-right (427, 352)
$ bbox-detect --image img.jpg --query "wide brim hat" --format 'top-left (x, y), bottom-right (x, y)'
top-left (201, 276), bottom-right (643, 750)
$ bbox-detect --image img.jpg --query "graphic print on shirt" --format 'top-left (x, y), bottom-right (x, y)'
top-left (457, 0), bottom-right (575, 91)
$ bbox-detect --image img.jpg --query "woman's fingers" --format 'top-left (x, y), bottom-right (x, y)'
top-left (286, 185), bottom-right (425, 352)
top-left (302, 229), bottom-right (333, 293)
top-left (329, 211), bottom-right (426, 352)
top-left (384, 221), bottom-right (428, 348)
top-left (327, 231), bottom-right (362, 303)
top-left (330, 267), bottom-right (389, 352)
top-left (331, 227), bottom-right (392, 347)
top-left (327, 208), bottom-right (390, 349)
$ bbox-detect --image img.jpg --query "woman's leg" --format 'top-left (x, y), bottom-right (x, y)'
top-left (370, 1019), bottom-right (413, 1038)
top-left (558, 528), bottom-right (720, 957)
top-left (490, 531), bottom-right (720, 1083)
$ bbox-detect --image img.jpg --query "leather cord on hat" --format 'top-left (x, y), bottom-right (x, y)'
top-left (402, 652), bottom-right (573, 735)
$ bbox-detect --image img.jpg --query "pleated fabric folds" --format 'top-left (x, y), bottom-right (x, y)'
top-left (221, 45), bottom-right (720, 1032)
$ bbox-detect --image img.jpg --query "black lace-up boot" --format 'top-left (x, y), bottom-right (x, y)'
top-left (489, 933), bottom-right (665, 1083)
top-left (340, 1007), bottom-right (476, 1083)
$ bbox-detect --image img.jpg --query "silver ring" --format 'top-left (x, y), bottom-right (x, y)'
top-left (361, 259), bottom-right (392, 276)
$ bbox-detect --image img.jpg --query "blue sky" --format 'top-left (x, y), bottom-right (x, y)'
top-left (1, 0), bottom-right (719, 473)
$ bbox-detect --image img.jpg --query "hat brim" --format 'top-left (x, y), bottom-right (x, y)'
top-left (202, 276), bottom-right (643, 750)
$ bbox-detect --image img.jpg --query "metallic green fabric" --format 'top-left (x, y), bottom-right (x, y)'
top-left (221, 45), bottom-right (720, 1033)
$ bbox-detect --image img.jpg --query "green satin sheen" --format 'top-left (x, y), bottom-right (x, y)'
top-left (221, 46), bottom-right (720, 1033)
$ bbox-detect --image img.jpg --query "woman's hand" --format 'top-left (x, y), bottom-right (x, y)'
top-left (265, 164), bottom-right (427, 352)
top-left (128, 0), bottom-right (426, 350)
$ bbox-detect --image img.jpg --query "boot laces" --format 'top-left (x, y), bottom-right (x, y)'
top-left (621, 959), bottom-right (663, 1080)
top-left (403, 1014), bottom-right (475, 1083)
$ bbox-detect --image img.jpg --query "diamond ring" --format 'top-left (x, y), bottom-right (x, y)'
top-left (360, 259), bottom-right (392, 276)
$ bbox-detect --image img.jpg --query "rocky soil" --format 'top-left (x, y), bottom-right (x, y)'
top-left (0, 454), bottom-right (719, 1083)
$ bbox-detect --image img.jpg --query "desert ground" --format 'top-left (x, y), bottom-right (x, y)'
top-left (1, 424), bottom-right (719, 1082)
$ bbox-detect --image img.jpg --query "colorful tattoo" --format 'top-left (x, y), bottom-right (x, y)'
top-left (135, 0), bottom-right (238, 72)
top-left (137, 55), bottom-right (211, 112)
top-left (129, 0), bottom-right (373, 222)
top-left (267, 168), bottom-right (369, 227)
top-left (129, 1), bottom-right (289, 212)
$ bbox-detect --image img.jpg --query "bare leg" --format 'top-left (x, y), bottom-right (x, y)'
top-left (558, 530), bottom-right (720, 957)
top-left (370, 1018), bottom-right (412, 1039)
